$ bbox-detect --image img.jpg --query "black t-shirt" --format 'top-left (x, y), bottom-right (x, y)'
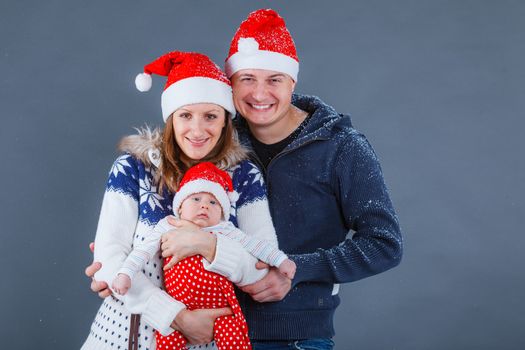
top-left (250, 114), bottom-right (311, 169)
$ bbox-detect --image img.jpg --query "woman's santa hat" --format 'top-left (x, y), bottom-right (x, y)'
top-left (135, 51), bottom-right (236, 122)
top-left (172, 162), bottom-right (234, 220)
top-left (225, 8), bottom-right (299, 81)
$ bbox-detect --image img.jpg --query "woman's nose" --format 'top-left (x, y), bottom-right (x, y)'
top-left (189, 118), bottom-right (205, 136)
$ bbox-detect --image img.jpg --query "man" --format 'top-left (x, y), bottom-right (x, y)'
top-left (87, 8), bottom-right (402, 349)
top-left (221, 9), bottom-right (403, 348)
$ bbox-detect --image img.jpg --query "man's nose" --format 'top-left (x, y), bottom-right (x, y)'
top-left (252, 82), bottom-right (268, 101)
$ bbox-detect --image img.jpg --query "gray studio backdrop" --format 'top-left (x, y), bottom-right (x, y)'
top-left (1, 1), bottom-right (524, 349)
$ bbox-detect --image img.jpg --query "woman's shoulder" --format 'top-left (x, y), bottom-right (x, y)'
top-left (227, 159), bottom-right (261, 178)
top-left (106, 127), bottom-right (162, 183)
top-left (117, 126), bottom-right (162, 168)
top-left (228, 159), bottom-right (266, 201)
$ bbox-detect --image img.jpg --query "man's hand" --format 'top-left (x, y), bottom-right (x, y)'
top-left (240, 267), bottom-right (292, 302)
top-left (172, 308), bottom-right (232, 345)
top-left (85, 242), bottom-right (112, 298)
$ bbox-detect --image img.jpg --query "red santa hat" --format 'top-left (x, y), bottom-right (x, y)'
top-left (225, 8), bottom-right (299, 81)
top-left (172, 162), bottom-right (234, 220)
top-left (135, 51), bottom-right (236, 122)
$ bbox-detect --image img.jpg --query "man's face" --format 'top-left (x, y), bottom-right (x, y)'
top-left (231, 69), bottom-right (295, 129)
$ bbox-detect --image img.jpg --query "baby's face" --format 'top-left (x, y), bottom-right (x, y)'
top-left (179, 192), bottom-right (223, 228)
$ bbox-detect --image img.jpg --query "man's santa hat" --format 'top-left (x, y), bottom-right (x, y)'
top-left (135, 51), bottom-right (236, 121)
top-left (225, 8), bottom-right (299, 81)
top-left (172, 162), bottom-right (234, 219)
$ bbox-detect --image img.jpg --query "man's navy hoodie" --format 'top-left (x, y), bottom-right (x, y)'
top-left (234, 94), bottom-right (403, 340)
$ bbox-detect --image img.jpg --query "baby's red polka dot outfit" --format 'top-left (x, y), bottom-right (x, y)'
top-left (156, 254), bottom-right (251, 350)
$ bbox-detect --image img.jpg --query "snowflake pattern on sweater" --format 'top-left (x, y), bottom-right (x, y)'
top-left (82, 154), bottom-right (270, 350)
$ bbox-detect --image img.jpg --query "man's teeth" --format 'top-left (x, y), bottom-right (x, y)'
top-left (251, 104), bottom-right (271, 110)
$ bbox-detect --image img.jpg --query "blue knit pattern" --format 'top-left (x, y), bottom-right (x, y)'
top-left (105, 154), bottom-right (266, 228)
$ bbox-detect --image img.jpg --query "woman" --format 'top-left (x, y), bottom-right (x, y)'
top-left (82, 51), bottom-right (276, 350)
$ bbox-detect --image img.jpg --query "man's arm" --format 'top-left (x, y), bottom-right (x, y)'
top-left (242, 133), bottom-right (403, 302)
top-left (291, 133), bottom-right (403, 285)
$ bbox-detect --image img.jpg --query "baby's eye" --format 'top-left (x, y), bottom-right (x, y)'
top-left (210, 200), bottom-right (217, 205)
top-left (192, 197), bottom-right (201, 202)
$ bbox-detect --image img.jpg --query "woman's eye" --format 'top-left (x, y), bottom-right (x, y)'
top-left (206, 114), bottom-right (217, 120)
top-left (179, 113), bottom-right (191, 119)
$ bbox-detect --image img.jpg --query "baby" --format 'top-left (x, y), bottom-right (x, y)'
top-left (111, 162), bottom-right (295, 350)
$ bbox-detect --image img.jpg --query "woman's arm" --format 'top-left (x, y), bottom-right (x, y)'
top-left (91, 155), bottom-right (185, 336)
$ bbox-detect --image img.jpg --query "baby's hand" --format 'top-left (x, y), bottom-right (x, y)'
top-left (278, 259), bottom-right (296, 280)
top-left (112, 274), bottom-right (131, 295)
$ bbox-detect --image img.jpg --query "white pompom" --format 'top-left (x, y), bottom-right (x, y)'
top-left (238, 37), bottom-right (259, 55)
top-left (228, 190), bottom-right (239, 205)
top-left (135, 73), bottom-right (152, 92)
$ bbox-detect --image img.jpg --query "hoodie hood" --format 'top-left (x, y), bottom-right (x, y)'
top-left (291, 94), bottom-right (353, 144)
top-left (235, 94), bottom-right (353, 150)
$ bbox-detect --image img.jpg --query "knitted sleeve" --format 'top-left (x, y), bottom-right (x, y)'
top-left (93, 155), bottom-right (184, 336)
top-left (291, 133), bottom-right (403, 285)
top-left (93, 155), bottom-right (141, 284)
top-left (203, 160), bottom-right (276, 285)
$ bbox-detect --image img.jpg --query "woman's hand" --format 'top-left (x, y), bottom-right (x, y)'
top-left (161, 218), bottom-right (217, 270)
top-left (166, 216), bottom-right (201, 230)
top-left (172, 307), bottom-right (232, 345)
top-left (85, 242), bottom-right (112, 298)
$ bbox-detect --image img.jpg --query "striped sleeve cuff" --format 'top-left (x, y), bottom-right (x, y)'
top-left (117, 267), bottom-right (136, 281)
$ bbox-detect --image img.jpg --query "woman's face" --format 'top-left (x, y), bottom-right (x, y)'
top-left (171, 103), bottom-right (226, 160)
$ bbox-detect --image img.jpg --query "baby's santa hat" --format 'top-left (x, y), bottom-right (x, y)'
top-left (135, 51), bottom-right (236, 122)
top-left (172, 162), bottom-right (234, 219)
top-left (225, 8), bottom-right (299, 81)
